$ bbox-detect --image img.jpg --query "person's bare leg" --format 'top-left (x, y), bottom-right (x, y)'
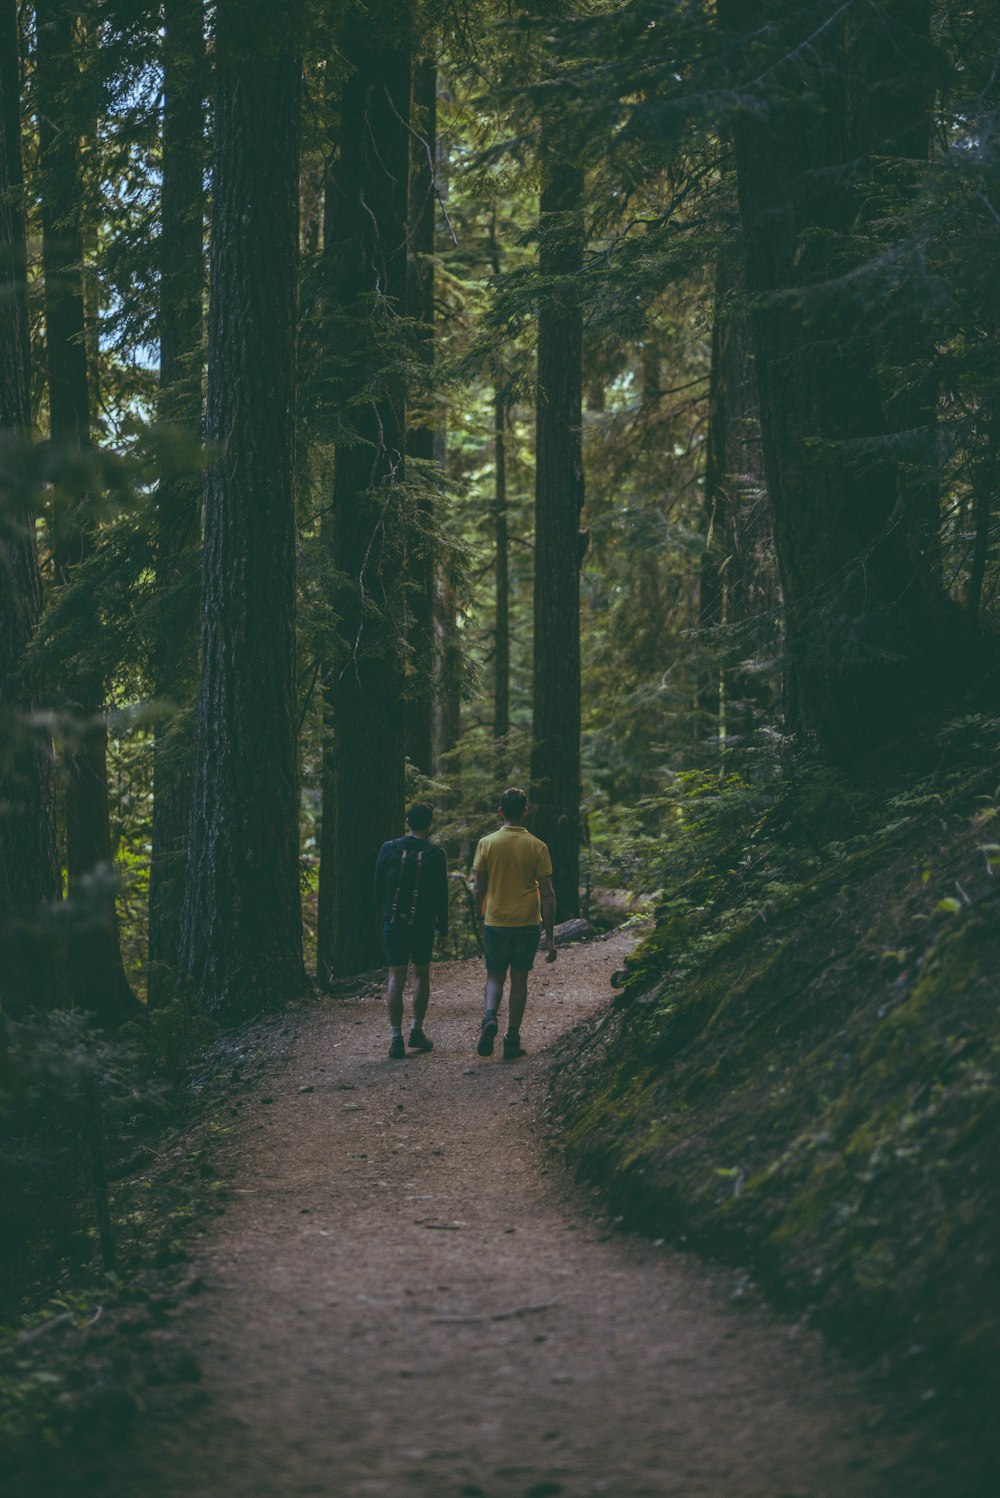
top-left (507, 969), bottom-right (529, 1035)
top-left (412, 964), bottom-right (430, 1028)
top-left (386, 966), bottom-right (406, 1030)
top-left (478, 970), bottom-right (505, 1056)
top-left (483, 970), bottom-right (505, 1019)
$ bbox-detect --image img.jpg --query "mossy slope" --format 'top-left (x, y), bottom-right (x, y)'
top-left (549, 725), bottom-right (1000, 1488)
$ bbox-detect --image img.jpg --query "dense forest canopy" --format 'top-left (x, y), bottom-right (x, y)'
top-left (1, 0), bottom-right (1000, 1273)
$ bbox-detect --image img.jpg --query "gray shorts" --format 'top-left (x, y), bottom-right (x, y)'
top-left (483, 924), bottom-right (540, 975)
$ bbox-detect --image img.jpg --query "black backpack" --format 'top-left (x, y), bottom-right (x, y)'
top-left (387, 839), bottom-right (427, 930)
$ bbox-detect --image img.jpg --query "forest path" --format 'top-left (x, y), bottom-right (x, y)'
top-left (110, 930), bottom-right (911, 1498)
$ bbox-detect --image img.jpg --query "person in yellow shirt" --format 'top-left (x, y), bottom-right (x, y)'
top-left (472, 787), bottom-right (557, 1061)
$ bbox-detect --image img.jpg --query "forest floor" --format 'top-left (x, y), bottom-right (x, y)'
top-left (91, 929), bottom-right (921, 1498)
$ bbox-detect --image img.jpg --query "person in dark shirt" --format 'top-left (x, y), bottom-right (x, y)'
top-left (374, 803), bottom-right (449, 1059)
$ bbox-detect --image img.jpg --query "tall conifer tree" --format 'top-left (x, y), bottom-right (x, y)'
top-left (36, 0), bottom-right (137, 1024)
top-left (148, 0), bottom-right (205, 1004)
top-left (180, 0), bottom-right (305, 1019)
top-left (530, 127), bottom-right (584, 919)
top-left (0, 0), bottom-right (62, 1012)
top-left (719, 0), bottom-right (949, 760)
top-left (404, 53), bottom-right (437, 777)
top-left (316, 0), bottom-right (412, 982)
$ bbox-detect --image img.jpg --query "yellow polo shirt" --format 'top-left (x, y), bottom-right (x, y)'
top-left (473, 826), bottom-right (553, 927)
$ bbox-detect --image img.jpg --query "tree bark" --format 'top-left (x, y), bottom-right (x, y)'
top-left (488, 208), bottom-right (510, 747)
top-left (720, 0), bottom-right (945, 762)
top-left (148, 0), bottom-right (205, 1005)
top-left (848, 0), bottom-right (940, 599)
top-left (0, 0), bottom-right (62, 1013)
top-left (493, 391), bottom-right (510, 742)
top-left (435, 569), bottom-right (462, 768)
top-left (179, 0), bottom-right (305, 1020)
top-left (529, 133), bottom-right (584, 919)
top-left (36, 0), bottom-right (138, 1024)
top-left (403, 55), bottom-right (436, 777)
top-left (316, 1), bottom-right (411, 983)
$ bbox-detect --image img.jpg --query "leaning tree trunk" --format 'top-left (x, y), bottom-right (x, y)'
top-left (529, 132), bottom-right (584, 920)
top-left (148, 0), bottom-right (205, 1006)
top-left (720, 0), bottom-right (946, 763)
top-left (36, 0), bottom-right (138, 1024)
top-left (315, 1), bottom-right (411, 983)
top-left (179, 0), bottom-right (305, 1021)
top-left (0, 0), bottom-right (62, 1013)
top-left (403, 54), bottom-right (436, 777)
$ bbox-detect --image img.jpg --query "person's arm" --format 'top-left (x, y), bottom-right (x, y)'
top-left (374, 842), bottom-right (388, 913)
top-left (473, 867), bottom-right (488, 924)
top-left (538, 873), bottom-right (557, 962)
top-left (436, 850), bottom-right (449, 937)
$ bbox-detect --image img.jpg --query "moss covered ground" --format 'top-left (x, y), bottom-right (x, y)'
top-left (548, 716), bottom-right (1000, 1494)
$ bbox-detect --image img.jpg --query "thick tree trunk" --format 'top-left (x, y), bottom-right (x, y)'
top-left (316, 2), bottom-right (411, 983)
top-left (0, 0), bottom-right (62, 1013)
top-left (493, 391), bottom-right (510, 742)
top-left (848, 0), bottom-right (940, 599)
top-left (36, 0), bottom-right (137, 1024)
top-left (529, 137), bottom-right (584, 920)
top-left (720, 0), bottom-right (943, 762)
top-left (488, 207), bottom-right (510, 747)
top-left (148, 0), bottom-right (205, 1005)
top-left (179, 0), bottom-right (305, 1020)
top-left (403, 55), bottom-right (436, 777)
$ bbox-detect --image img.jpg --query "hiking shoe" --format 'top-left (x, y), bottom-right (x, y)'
top-left (477, 1012), bottom-right (498, 1057)
top-left (408, 1027), bottom-right (433, 1052)
top-left (502, 1032), bottom-right (525, 1062)
top-left (388, 1034), bottom-right (406, 1059)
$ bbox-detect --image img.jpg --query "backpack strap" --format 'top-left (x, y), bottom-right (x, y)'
top-left (403, 850), bottom-right (424, 927)
top-left (388, 845), bottom-right (408, 927)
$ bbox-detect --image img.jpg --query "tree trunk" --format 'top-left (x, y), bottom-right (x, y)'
top-left (493, 391), bottom-right (510, 742)
top-left (403, 55), bottom-right (436, 777)
top-left (529, 134), bottom-right (584, 920)
top-left (148, 0), bottom-right (205, 1005)
top-left (0, 0), bottom-right (62, 1013)
top-left (316, 2), bottom-right (411, 983)
top-left (720, 0), bottom-right (944, 762)
top-left (179, 0), bottom-right (305, 1020)
top-left (848, 0), bottom-right (940, 599)
top-left (36, 0), bottom-right (137, 1024)
top-left (488, 208), bottom-right (510, 747)
top-left (435, 570), bottom-right (462, 768)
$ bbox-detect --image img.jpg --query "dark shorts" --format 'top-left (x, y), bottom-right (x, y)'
top-left (483, 923), bottom-right (541, 975)
top-left (383, 922), bottom-right (435, 967)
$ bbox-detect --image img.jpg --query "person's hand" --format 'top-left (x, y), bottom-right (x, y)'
top-left (545, 940), bottom-right (558, 964)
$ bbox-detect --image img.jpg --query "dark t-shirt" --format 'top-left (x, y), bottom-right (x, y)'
top-left (374, 835), bottom-right (449, 935)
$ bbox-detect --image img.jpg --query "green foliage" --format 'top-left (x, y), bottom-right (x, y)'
top-left (549, 716), bottom-right (1000, 1482)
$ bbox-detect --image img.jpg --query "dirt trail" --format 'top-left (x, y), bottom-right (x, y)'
top-left (108, 932), bottom-right (912, 1498)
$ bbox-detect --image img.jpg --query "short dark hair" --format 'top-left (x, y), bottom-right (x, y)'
top-left (406, 802), bottom-right (433, 832)
top-left (499, 786), bottom-right (528, 820)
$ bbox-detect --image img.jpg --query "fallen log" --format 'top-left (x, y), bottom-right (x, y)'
top-left (540, 918), bottom-right (595, 948)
